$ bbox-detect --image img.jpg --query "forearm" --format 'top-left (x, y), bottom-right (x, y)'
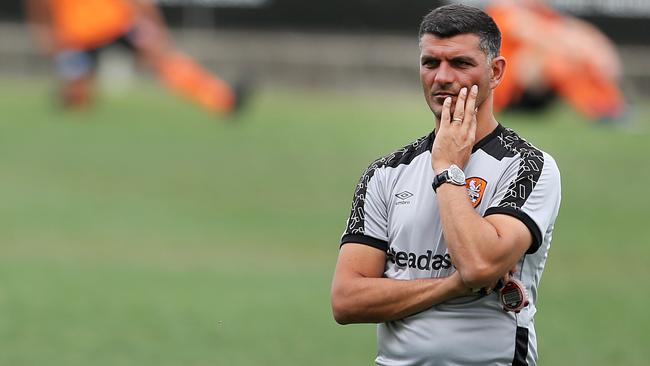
top-left (436, 184), bottom-right (512, 288)
top-left (331, 273), bottom-right (467, 324)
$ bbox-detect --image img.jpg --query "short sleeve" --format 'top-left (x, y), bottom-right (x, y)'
top-left (340, 163), bottom-right (389, 251)
top-left (485, 152), bottom-right (561, 254)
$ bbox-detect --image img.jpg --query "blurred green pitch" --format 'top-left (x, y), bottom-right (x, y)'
top-left (0, 79), bottom-right (648, 365)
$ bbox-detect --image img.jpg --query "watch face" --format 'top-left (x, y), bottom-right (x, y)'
top-left (448, 165), bottom-right (465, 185)
top-left (500, 279), bottom-right (530, 313)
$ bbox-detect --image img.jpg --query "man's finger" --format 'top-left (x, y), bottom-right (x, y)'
top-left (452, 87), bottom-right (467, 124)
top-left (440, 96), bottom-right (452, 127)
top-left (464, 84), bottom-right (479, 135)
top-left (464, 85), bottom-right (478, 121)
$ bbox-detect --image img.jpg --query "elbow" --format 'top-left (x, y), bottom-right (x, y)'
top-left (332, 307), bottom-right (352, 325)
top-left (331, 295), bottom-right (354, 325)
top-left (331, 284), bottom-right (355, 324)
top-left (331, 284), bottom-right (374, 324)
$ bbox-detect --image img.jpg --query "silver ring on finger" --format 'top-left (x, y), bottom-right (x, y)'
top-left (452, 117), bottom-right (463, 123)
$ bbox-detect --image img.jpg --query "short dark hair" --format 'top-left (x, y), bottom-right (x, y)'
top-left (419, 4), bottom-right (501, 60)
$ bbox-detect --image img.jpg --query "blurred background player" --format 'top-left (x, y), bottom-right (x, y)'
top-left (25, 0), bottom-right (245, 116)
top-left (487, 0), bottom-right (625, 121)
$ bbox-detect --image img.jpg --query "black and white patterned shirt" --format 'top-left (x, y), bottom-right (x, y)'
top-left (341, 124), bottom-right (561, 366)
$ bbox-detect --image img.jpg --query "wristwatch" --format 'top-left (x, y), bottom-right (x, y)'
top-left (432, 164), bottom-right (465, 192)
top-left (499, 279), bottom-right (530, 313)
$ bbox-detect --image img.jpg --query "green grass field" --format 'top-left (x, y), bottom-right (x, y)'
top-left (0, 79), bottom-right (648, 365)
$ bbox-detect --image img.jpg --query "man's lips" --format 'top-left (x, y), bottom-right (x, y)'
top-left (433, 90), bottom-right (457, 95)
top-left (432, 92), bottom-right (457, 100)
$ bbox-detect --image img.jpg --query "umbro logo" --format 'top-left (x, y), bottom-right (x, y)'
top-left (395, 191), bottom-right (413, 205)
top-left (395, 191), bottom-right (413, 200)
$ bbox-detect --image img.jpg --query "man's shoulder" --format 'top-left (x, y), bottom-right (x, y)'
top-left (362, 132), bottom-right (434, 175)
top-left (476, 124), bottom-right (555, 164)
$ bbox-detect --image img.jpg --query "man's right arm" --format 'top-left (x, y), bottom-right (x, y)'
top-left (331, 243), bottom-right (471, 324)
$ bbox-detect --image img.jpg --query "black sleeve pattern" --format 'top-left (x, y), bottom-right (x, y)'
top-left (493, 129), bottom-right (545, 210)
top-left (344, 133), bottom-right (433, 237)
top-left (488, 128), bottom-right (547, 253)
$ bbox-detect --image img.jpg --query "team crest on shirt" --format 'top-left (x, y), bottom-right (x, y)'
top-left (465, 177), bottom-right (487, 208)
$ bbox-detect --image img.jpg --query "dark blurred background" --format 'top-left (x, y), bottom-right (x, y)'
top-left (1, 0), bottom-right (649, 93)
top-left (4, 0), bottom-right (650, 39)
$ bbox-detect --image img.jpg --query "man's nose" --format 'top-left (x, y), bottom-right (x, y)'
top-left (434, 62), bottom-right (455, 86)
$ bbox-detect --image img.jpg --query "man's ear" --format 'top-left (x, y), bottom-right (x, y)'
top-left (489, 56), bottom-right (506, 90)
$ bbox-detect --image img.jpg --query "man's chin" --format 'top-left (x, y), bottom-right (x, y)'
top-left (429, 100), bottom-right (455, 120)
top-left (431, 107), bottom-right (442, 121)
top-left (428, 102), bottom-right (442, 119)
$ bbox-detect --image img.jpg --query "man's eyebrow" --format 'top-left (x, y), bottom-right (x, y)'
top-left (451, 56), bottom-right (478, 64)
top-left (420, 55), bottom-right (439, 62)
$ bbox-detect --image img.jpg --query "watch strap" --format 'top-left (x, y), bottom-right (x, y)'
top-left (432, 170), bottom-right (450, 192)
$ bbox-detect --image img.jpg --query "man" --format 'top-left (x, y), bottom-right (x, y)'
top-left (25, 0), bottom-right (244, 115)
top-left (331, 4), bottom-right (561, 366)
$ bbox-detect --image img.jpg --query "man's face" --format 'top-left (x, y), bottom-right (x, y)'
top-left (419, 33), bottom-right (493, 120)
